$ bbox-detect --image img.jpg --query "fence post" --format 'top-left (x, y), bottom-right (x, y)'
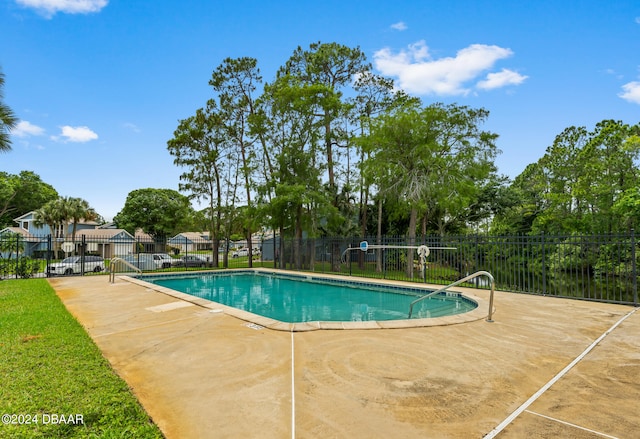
top-left (382, 236), bottom-right (386, 279)
top-left (16, 234), bottom-right (21, 279)
top-left (81, 234), bottom-right (86, 275)
top-left (541, 232), bottom-right (546, 296)
top-left (475, 234), bottom-right (479, 274)
top-left (46, 234), bottom-right (52, 277)
top-left (184, 235), bottom-right (188, 271)
top-left (632, 229), bottom-right (638, 306)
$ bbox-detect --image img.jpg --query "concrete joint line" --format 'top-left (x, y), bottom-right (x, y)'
top-left (291, 332), bottom-right (296, 439)
top-left (484, 307), bottom-right (639, 438)
top-left (524, 410), bottom-right (620, 439)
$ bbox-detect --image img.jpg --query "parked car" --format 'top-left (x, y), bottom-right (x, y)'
top-left (48, 255), bottom-right (105, 275)
top-left (153, 253), bottom-right (177, 269)
top-left (178, 254), bottom-right (208, 267)
top-left (120, 254), bottom-right (157, 271)
top-left (231, 248), bottom-right (248, 258)
top-left (231, 247), bottom-right (261, 258)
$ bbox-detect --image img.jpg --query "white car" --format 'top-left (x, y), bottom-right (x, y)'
top-left (49, 255), bottom-right (105, 275)
top-left (231, 248), bottom-right (248, 258)
top-left (231, 247), bottom-right (261, 258)
top-left (153, 253), bottom-right (176, 269)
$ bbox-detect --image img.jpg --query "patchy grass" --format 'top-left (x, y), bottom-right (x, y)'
top-left (0, 279), bottom-right (163, 439)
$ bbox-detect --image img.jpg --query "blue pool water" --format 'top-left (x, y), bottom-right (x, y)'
top-left (145, 271), bottom-right (477, 323)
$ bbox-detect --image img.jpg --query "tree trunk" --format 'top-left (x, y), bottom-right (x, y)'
top-left (325, 120), bottom-right (335, 193)
top-left (309, 238), bottom-right (315, 271)
top-left (278, 224), bottom-right (285, 269)
top-left (358, 185), bottom-right (369, 270)
top-left (247, 230), bottom-right (253, 268)
top-left (294, 204), bottom-right (302, 269)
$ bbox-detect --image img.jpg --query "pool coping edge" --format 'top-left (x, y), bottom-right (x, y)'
top-left (117, 268), bottom-right (491, 331)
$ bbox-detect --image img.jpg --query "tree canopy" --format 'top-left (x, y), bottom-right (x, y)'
top-left (491, 120), bottom-right (640, 235)
top-left (0, 171), bottom-right (58, 227)
top-left (167, 42), bottom-right (505, 250)
top-left (114, 188), bottom-right (195, 239)
top-left (157, 41), bottom-right (640, 245)
top-left (0, 69), bottom-right (18, 154)
top-left (5, 41), bottom-right (638, 244)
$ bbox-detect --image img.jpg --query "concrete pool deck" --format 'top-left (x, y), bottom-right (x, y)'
top-left (49, 273), bottom-right (640, 438)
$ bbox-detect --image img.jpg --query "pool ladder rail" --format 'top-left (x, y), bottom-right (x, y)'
top-left (108, 257), bottom-right (142, 283)
top-left (408, 270), bottom-right (495, 322)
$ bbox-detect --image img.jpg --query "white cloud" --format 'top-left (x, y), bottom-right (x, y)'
top-left (16, 0), bottom-right (108, 17)
top-left (619, 81), bottom-right (640, 104)
top-left (11, 120), bottom-right (45, 137)
top-left (123, 122), bottom-right (141, 133)
top-left (53, 125), bottom-right (99, 143)
top-left (477, 68), bottom-right (528, 90)
top-left (373, 40), bottom-right (525, 96)
top-left (390, 21), bottom-right (408, 31)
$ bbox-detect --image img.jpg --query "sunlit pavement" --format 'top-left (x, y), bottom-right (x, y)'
top-left (49, 274), bottom-right (640, 438)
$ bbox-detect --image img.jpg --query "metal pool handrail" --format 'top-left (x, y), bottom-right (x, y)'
top-left (109, 257), bottom-right (142, 283)
top-left (408, 270), bottom-right (495, 322)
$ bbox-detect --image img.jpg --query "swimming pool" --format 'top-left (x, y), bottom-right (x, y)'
top-left (142, 270), bottom-right (478, 324)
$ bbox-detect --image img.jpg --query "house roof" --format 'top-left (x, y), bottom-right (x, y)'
top-left (75, 228), bottom-right (135, 241)
top-left (0, 226), bottom-right (35, 239)
top-left (134, 229), bottom-right (154, 241)
top-left (169, 232), bottom-right (212, 243)
top-left (13, 211), bottom-right (36, 222)
top-left (14, 211), bottom-right (102, 227)
top-left (74, 219), bottom-right (102, 227)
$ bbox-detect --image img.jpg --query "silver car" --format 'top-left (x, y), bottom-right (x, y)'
top-left (121, 254), bottom-right (157, 271)
top-left (49, 255), bottom-right (105, 275)
top-left (178, 254), bottom-right (208, 267)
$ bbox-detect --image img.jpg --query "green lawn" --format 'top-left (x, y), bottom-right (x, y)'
top-left (0, 279), bottom-right (163, 439)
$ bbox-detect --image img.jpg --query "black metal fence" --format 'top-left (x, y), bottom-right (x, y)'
top-left (1, 231), bottom-right (638, 306)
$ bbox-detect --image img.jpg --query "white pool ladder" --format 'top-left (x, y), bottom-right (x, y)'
top-left (408, 270), bottom-right (495, 322)
top-left (109, 257), bottom-right (142, 283)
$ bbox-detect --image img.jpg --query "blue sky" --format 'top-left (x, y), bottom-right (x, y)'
top-left (3, 0), bottom-right (640, 221)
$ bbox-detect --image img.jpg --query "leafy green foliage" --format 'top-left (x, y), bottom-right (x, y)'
top-left (209, 57), bottom-right (264, 266)
top-left (361, 102), bottom-right (499, 236)
top-left (547, 233), bottom-right (598, 272)
top-left (0, 257), bottom-right (39, 278)
top-left (493, 120), bottom-right (640, 235)
top-left (594, 241), bottom-right (639, 278)
top-left (0, 171), bottom-right (58, 228)
top-left (0, 69), bottom-right (18, 154)
top-left (168, 103), bottom-right (227, 265)
top-left (114, 188), bottom-right (195, 239)
top-left (613, 187), bottom-right (640, 230)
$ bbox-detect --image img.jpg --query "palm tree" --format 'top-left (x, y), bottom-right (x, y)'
top-left (0, 231), bottom-right (24, 260)
top-left (34, 200), bottom-right (64, 258)
top-left (0, 70), bottom-right (18, 153)
top-left (35, 197), bottom-right (98, 257)
top-left (34, 199), bottom-right (64, 237)
top-left (63, 197), bottom-right (98, 243)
